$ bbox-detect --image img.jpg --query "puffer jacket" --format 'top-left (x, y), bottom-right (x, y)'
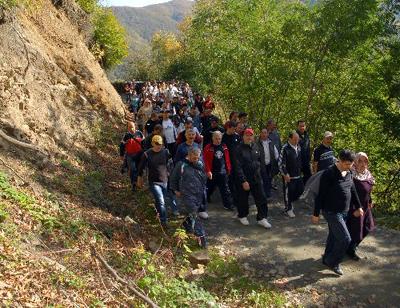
top-left (170, 159), bottom-right (207, 197)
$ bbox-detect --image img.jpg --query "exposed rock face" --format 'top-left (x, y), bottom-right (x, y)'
top-left (0, 0), bottom-right (125, 160)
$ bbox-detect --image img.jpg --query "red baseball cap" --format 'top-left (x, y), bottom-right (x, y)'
top-left (243, 128), bottom-right (254, 136)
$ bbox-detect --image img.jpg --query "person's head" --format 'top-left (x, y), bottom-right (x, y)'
top-left (212, 131), bottom-right (223, 145)
top-left (236, 122), bottom-right (245, 134)
top-left (162, 109), bottom-right (170, 120)
top-left (288, 130), bottom-right (299, 146)
top-left (225, 121), bottom-right (237, 134)
top-left (266, 119), bottom-right (276, 132)
top-left (185, 128), bottom-right (196, 143)
top-left (354, 152), bottom-right (369, 173)
top-left (150, 112), bottom-right (158, 120)
top-left (210, 116), bottom-right (219, 128)
top-left (188, 147), bottom-right (201, 163)
top-left (243, 128), bottom-right (254, 144)
top-left (184, 118), bottom-right (193, 130)
top-left (229, 111), bottom-right (239, 122)
top-left (153, 124), bottom-right (163, 135)
top-left (260, 128), bottom-right (269, 141)
top-left (322, 131), bottom-right (334, 146)
top-left (297, 120), bottom-right (306, 134)
top-left (204, 108), bottom-right (212, 116)
top-left (337, 149), bottom-right (355, 171)
top-left (127, 121), bottom-right (136, 134)
top-left (238, 112), bottom-right (248, 124)
top-left (151, 135), bottom-right (163, 152)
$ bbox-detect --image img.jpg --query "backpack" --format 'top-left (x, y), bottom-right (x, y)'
top-left (125, 137), bottom-right (143, 155)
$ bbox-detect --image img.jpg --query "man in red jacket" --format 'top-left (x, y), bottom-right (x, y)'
top-left (203, 131), bottom-right (234, 210)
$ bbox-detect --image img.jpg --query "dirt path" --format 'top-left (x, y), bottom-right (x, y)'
top-left (204, 192), bottom-right (400, 307)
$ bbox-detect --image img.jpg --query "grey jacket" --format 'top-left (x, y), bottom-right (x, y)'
top-left (170, 159), bottom-right (207, 197)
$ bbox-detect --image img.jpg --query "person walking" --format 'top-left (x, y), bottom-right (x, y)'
top-left (137, 135), bottom-right (171, 227)
top-left (278, 131), bottom-right (304, 218)
top-left (313, 131), bottom-right (335, 173)
top-left (202, 116), bottom-right (225, 147)
top-left (170, 147), bottom-right (208, 248)
top-left (161, 109), bottom-right (177, 157)
top-left (233, 128), bottom-right (271, 229)
top-left (174, 129), bottom-right (201, 163)
top-left (119, 122), bottom-right (143, 191)
top-left (346, 152), bottom-right (376, 261)
top-left (296, 120), bottom-right (312, 184)
top-left (257, 128), bottom-right (279, 199)
top-left (312, 149), bottom-right (363, 275)
top-left (203, 131), bottom-right (234, 210)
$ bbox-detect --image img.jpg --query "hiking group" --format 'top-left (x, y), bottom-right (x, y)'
top-left (119, 80), bottom-right (376, 276)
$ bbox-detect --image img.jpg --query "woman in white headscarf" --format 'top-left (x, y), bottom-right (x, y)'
top-left (346, 152), bottom-right (376, 260)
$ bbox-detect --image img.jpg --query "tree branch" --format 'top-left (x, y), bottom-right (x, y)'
top-left (90, 247), bottom-right (160, 308)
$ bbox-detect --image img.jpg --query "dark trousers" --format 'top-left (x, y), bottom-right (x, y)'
top-left (166, 142), bottom-right (176, 159)
top-left (322, 211), bottom-right (351, 267)
top-left (261, 164), bottom-right (272, 198)
top-left (182, 195), bottom-right (207, 247)
top-left (236, 181), bottom-right (268, 220)
top-left (302, 161), bottom-right (312, 184)
top-left (228, 174), bottom-right (238, 208)
top-left (126, 153), bottom-right (141, 188)
top-left (283, 177), bottom-right (304, 211)
top-left (207, 173), bottom-right (233, 209)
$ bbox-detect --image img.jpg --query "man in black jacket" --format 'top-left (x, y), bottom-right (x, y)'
top-left (278, 131), bottom-right (304, 218)
top-left (312, 149), bottom-right (363, 276)
top-left (296, 120), bottom-right (312, 184)
top-left (257, 128), bottom-right (279, 199)
top-left (233, 128), bottom-right (271, 229)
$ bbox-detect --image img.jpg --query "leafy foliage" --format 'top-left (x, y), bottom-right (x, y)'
top-left (164, 0), bottom-right (400, 220)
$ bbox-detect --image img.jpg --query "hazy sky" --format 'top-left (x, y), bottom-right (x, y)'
top-left (105, 0), bottom-right (172, 7)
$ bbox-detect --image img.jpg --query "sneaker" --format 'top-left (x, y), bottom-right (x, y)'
top-left (332, 265), bottom-right (344, 276)
top-left (285, 209), bottom-right (296, 218)
top-left (223, 205), bottom-right (234, 211)
top-left (198, 211), bottom-right (209, 219)
top-left (257, 218), bottom-right (272, 229)
top-left (239, 217), bottom-right (250, 226)
top-left (198, 236), bottom-right (208, 249)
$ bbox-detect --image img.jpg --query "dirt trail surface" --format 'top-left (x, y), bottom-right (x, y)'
top-left (204, 193), bottom-right (400, 307)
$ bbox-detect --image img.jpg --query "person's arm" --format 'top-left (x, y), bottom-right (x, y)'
top-left (224, 145), bottom-right (232, 175)
top-left (351, 181), bottom-right (364, 217)
top-left (313, 170), bottom-right (328, 217)
top-left (273, 145), bottom-right (279, 160)
top-left (233, 148), bottom-right (246, 184)
top-left (278, 146), bottom-right (290, 182)
top-left (203, 145), bottom-right (213, 176)
top-left (312, 148), bottom-right (320, 173)
top-left (169, 162), bottom-right (182, 193)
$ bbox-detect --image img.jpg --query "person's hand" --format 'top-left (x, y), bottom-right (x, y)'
top-left (353, 208), bottom-right (364, 217)
top-left (311, 215), bottom-right (320, 224)
top-left (207, 172), bottom-right (212, 180)
top-left (242, 181), bottom-right (250, 191)
top-left (175, 191), bottom-right (181, 197)
top-left (368, 203), bottom-right (374, 209)
top-left (283, 174), bottom-right (291, 183)
top-left (136, 177), bottom-right (144, 189)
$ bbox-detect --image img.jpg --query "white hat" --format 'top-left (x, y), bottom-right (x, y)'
top-left (324, 131), bottom-right (333, 138)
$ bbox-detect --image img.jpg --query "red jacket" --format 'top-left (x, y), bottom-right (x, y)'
top-left (203, 143), bottom-right (232, 175)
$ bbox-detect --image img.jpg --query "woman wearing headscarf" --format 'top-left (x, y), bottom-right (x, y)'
top-left (347, 152), bottom-right (376, 260)
top-left (136, 98), bottom-right (153, 133)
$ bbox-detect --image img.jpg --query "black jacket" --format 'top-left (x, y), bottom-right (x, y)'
top-left (278, 143), bottom-right (302, 177)
top-left (257, 139), bottom-right (279, 176)
top-left (296, 130), bottom-right (311, 163)
top-left (233, 142), bottom-right (263, 184)
top-left (314, 165), bottom-right (361, 216)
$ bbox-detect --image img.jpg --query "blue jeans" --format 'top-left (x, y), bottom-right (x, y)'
top-left (126, 154), bottom-right (140, 188)
top-left (322, 211), bottom-right (352, 267)
top-left (149, 183), bottom-right (168, 223)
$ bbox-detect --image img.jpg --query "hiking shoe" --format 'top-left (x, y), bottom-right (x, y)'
top-left (198, 236), bottom-right (208, 249)
top-left (198, 211), bottom-right (209, 219)
top-left (285, 209), bottom-right (296, 218)
top-left (223, 205), bottom-right (234, 211)
top-left (257, 218), bottom-right (272, 229)
top-left (332, 265), bottom-right (344, 276)
top-left (239, 217), bottom-right (250, 226)
top-left (348, 252), bottom-right (361, 261)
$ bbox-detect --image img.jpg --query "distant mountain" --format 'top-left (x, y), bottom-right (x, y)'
top-left (111, 0), bottom-right (194, 49)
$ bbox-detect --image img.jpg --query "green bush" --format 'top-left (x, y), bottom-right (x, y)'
top-left (92, 8), bottom-right (128, 69)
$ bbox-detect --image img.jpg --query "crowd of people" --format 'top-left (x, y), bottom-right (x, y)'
top-left (119, 80), bottom-right (376, 276)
